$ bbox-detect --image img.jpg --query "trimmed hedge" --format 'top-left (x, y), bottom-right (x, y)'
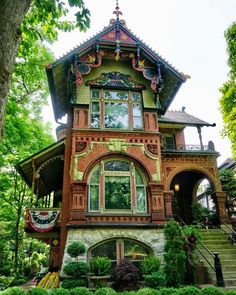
top-left (27, 289), bottom-right (48, 295)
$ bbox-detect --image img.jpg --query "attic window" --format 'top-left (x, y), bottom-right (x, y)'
top-left (90, 89), bottom-right (143, 130)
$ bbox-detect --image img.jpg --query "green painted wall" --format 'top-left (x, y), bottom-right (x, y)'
top-left (76, 59), bottom-right (156, 108)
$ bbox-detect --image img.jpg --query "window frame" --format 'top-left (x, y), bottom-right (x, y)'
top-left (90, 89), bottom-right (143, 131)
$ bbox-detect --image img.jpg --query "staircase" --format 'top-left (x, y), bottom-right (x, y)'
top-left (197, 229), bottom-right (236, 288)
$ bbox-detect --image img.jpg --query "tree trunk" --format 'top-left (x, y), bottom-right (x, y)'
top-left (0, 0), bottom-right (32, 135)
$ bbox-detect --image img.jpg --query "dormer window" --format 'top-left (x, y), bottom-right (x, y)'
top-left (90, 89), bottom-right (143, 130)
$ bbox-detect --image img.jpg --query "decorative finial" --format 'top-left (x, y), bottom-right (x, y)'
top-left (113, 0), bottom-right (122, 20)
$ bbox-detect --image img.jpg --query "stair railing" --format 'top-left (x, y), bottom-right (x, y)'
top-left (219, 218), bottom-right (236, 244)
top-left (173, 214), bottom-right (225, 287)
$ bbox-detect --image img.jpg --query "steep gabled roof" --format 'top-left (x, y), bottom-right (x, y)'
top-left (46, 19), bottom-right (187, 121)
top-left (159, 109), bottom-right (216, 127)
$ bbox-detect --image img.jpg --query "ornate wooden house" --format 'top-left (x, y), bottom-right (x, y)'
top-left (17, 6), bottom-right (227, 271)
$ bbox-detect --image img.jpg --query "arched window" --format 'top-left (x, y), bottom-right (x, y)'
top-left (88, 160), bottom-right (147, 213)
top-left (90, 239), bottom-right (150, 267)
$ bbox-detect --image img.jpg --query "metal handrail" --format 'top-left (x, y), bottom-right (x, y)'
top-left (219, 218), bottom-right (236, 244)
top-left (173, 214), bottom-right (225, 287)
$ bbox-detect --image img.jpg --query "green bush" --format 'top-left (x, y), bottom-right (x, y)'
top-left (63, 262), bottom-right (89, 277)
top-left (50, 288), bottom-right (70, 295)
top-left (67, 242), bottom-right (86, 258)
top-left (159, 288), bottom-right (178, 295)
top-left (200, 287), bottom-right (224, 295)
top-left (26, 288), bottom-right (48, 295)
top-left (90, 256), bottom-right (112, 276)
top-left (226, 291), bottom-right (236, 295)
top-left (0, 276), bottom-right (14, 290)
top-left (61, 278), bottom-right (87, 289)
top-left (144, 272), bottom-right (166, 289)
top-left (2, 287), bottom-right (25, 295)
top-left (178, 286), bottom-right (201, 295)
top-left (136, 288), bottom-right (159, 295)
top-left (10, 277), bottom-right (28, 287)
top-left (94, 287), bottom-right (116, 295)
top-left (141, 256), bottom-right (161, 275)
top-left (70, 287), bottom-right (92, 295)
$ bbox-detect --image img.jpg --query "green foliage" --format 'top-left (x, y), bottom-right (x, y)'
top-left (63, 262), bottom-right (89, 277)
top-left (0, 276), bottom-right (14, 290)
top-left (141, 256), bottom-right (161, 275)
top-left (69, 287), bottom-right (92, 295)
top-left (2, 287), bottom-right (25, 295)
top-left (67, 242), bottom-right (86, 258)
top-left (191, 202), bottom-right (211, 224)
top-left (136, 288), bottom-right (159, 295)
top-left (61, 278), bottom-right (87, 289)
top-left (26, 288), bottom-right (48, 295)
top-left (226, 291), bottom-right (236, 295)
top-left (182, 225), bottom-right (201, 241)
top-left (220, 22), bottom-right (236, 158)
top-left (94, 288), bottom-right (117, 295)
top-left (200, 286), bottom-right (224, 295)
top-left (163, 220), bottom-right (187, 287)
top-left (144, 272), bottom-right (166, 289)
top-left (177, 286), bottom-right (200, 295)
top-left (50, 288), bottom-right (70, 295)
top-left (90, 256), bottom-right (112, 276)
top-left (159, 288), bottom-right (178, 295)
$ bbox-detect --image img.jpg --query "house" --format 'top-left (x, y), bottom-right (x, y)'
top-left (16, 5), bottom-right (227, 271)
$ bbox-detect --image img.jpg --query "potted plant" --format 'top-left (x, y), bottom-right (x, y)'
top-left (90, 256), bottom-right (112, 287)
top-left (183, 225), bottom-right (201, 244)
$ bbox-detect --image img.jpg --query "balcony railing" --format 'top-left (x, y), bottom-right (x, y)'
top-left (163, 142), bottom-right (215, 153)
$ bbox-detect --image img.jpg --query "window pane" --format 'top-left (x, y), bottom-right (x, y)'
top-left (124, 240), bottom-right (149, 260)
top-left (90, 185), bottom-right (99, 211)
top-left (91, 166), bottom-right (100, 183)
top-left (92, 102), bottom-right (100, 113)
top-left (105, 91), bottom-right (128, 100)
top-left (135, 169), bottom-right (144, 185)
top-left (91, 114), bottom-right (100, 128)
top-left (91, 90), bottom-right (100, 99)
top-left (105, 102), bottom-right (128, 129)
top-left (133, 103), bottom-right (142, 116)
top-left (165, 136), bottom-right (175, 149)
top-left (136, 187), bottom-right (146, 212)
top-left (91, 240), bottom-right (117, 260)
top-left (104, 161), bottom-right (130, 172)
top-left (133, 117), bottom-right (142, 129)
top-left (132, 93), bottom-right (141, 101)
top-left (105, 176), bottom-right (131, 209)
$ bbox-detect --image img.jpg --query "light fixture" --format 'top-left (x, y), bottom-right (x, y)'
top-left (174, 184), bottom-right (180, 192)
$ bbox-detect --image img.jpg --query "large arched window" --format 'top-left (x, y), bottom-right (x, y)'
top-left (88, 160), bottom-right (147, 213)
top-left (89, 238), bottom-right (150, 267)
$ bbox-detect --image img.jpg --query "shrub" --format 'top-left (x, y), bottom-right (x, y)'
top-left (70, 287), bottom-right (92, 295)
top-left (90, 256), bottom-right (112, 276)
top-left (63, 262), bottom-right (89, 277)
top-left (226, 291), bottom-right (236, 295)
top-left (10, 277), bottom-right (28, 286)
top-left (144, 272), bottom-right (166, 289)
top-left (200, 287), bottom-right (224, 295)
top-left (61, 278), bottom-right (87, 289)
top-left (26, 288), bottom-right (48, 295)
top-left (141, 256), bottom-right (161, 275)
top-left (50, 288), bottom-right (70, 295)
top-left (2, 287), bottom-right (25, 295)
top-left (0, 276), bottom-right (14, 290)
top-left (159, 288), bottom-right (178, 295)
top-left (113, 260), bottom-right (139, 291)
top-left (178, 286), bottom-right (201, 295)
top-left (67, 242), bottom-right (86, 258)
top-left (94, 287), bottom-right (116, 295)
top-left (136, 288), bottom-right (159, 295)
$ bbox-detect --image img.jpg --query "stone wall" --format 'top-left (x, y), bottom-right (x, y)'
top-left (61, 227), bottom-right (165, 268)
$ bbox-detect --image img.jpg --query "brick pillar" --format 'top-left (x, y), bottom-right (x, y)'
top-left (70, 182), bottom-right (87, 223)
top-left (163, 190), bottom-right (174, 219)
top-left (150, 183), bottom-right (165, 224)
top-left (212, 192), bottom-right (228, 223)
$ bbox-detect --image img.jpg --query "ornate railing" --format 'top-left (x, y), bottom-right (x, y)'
top-left (164, 143), bottom-right (215, 152)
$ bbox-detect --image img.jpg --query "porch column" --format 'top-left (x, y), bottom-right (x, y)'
top-left (212, 192), bottom-right (229, 223)
top-left (197, 126), bottom-right (203, 150)
top-left (150, 183), bottom-right (165, 224)
top-left (163, 191), bottom-right (174, 219)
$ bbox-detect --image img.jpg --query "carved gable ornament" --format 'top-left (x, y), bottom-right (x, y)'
top-left (86, 72), bottom-right (146, 90)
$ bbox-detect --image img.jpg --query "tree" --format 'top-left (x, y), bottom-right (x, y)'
top-left (220, 22), bottom-right (236, 158)
top-left (0, 0), bottom-right (90, 135)
top-left (220, 168), bottom-right (236, 216)
top-left (0, 40), bottom-right (54, 275)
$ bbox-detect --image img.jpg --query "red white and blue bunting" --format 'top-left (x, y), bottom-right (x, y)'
top-left (29, 211), bottom-right (60, 232)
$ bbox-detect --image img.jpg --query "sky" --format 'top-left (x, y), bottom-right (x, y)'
top-left (44, 0), bottom-right (236, 165)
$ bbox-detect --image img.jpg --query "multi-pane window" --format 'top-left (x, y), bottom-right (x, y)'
top-left (90, 89), bottom-right (143, 130)
top-left (88, 160), bottom-right (147, 213)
